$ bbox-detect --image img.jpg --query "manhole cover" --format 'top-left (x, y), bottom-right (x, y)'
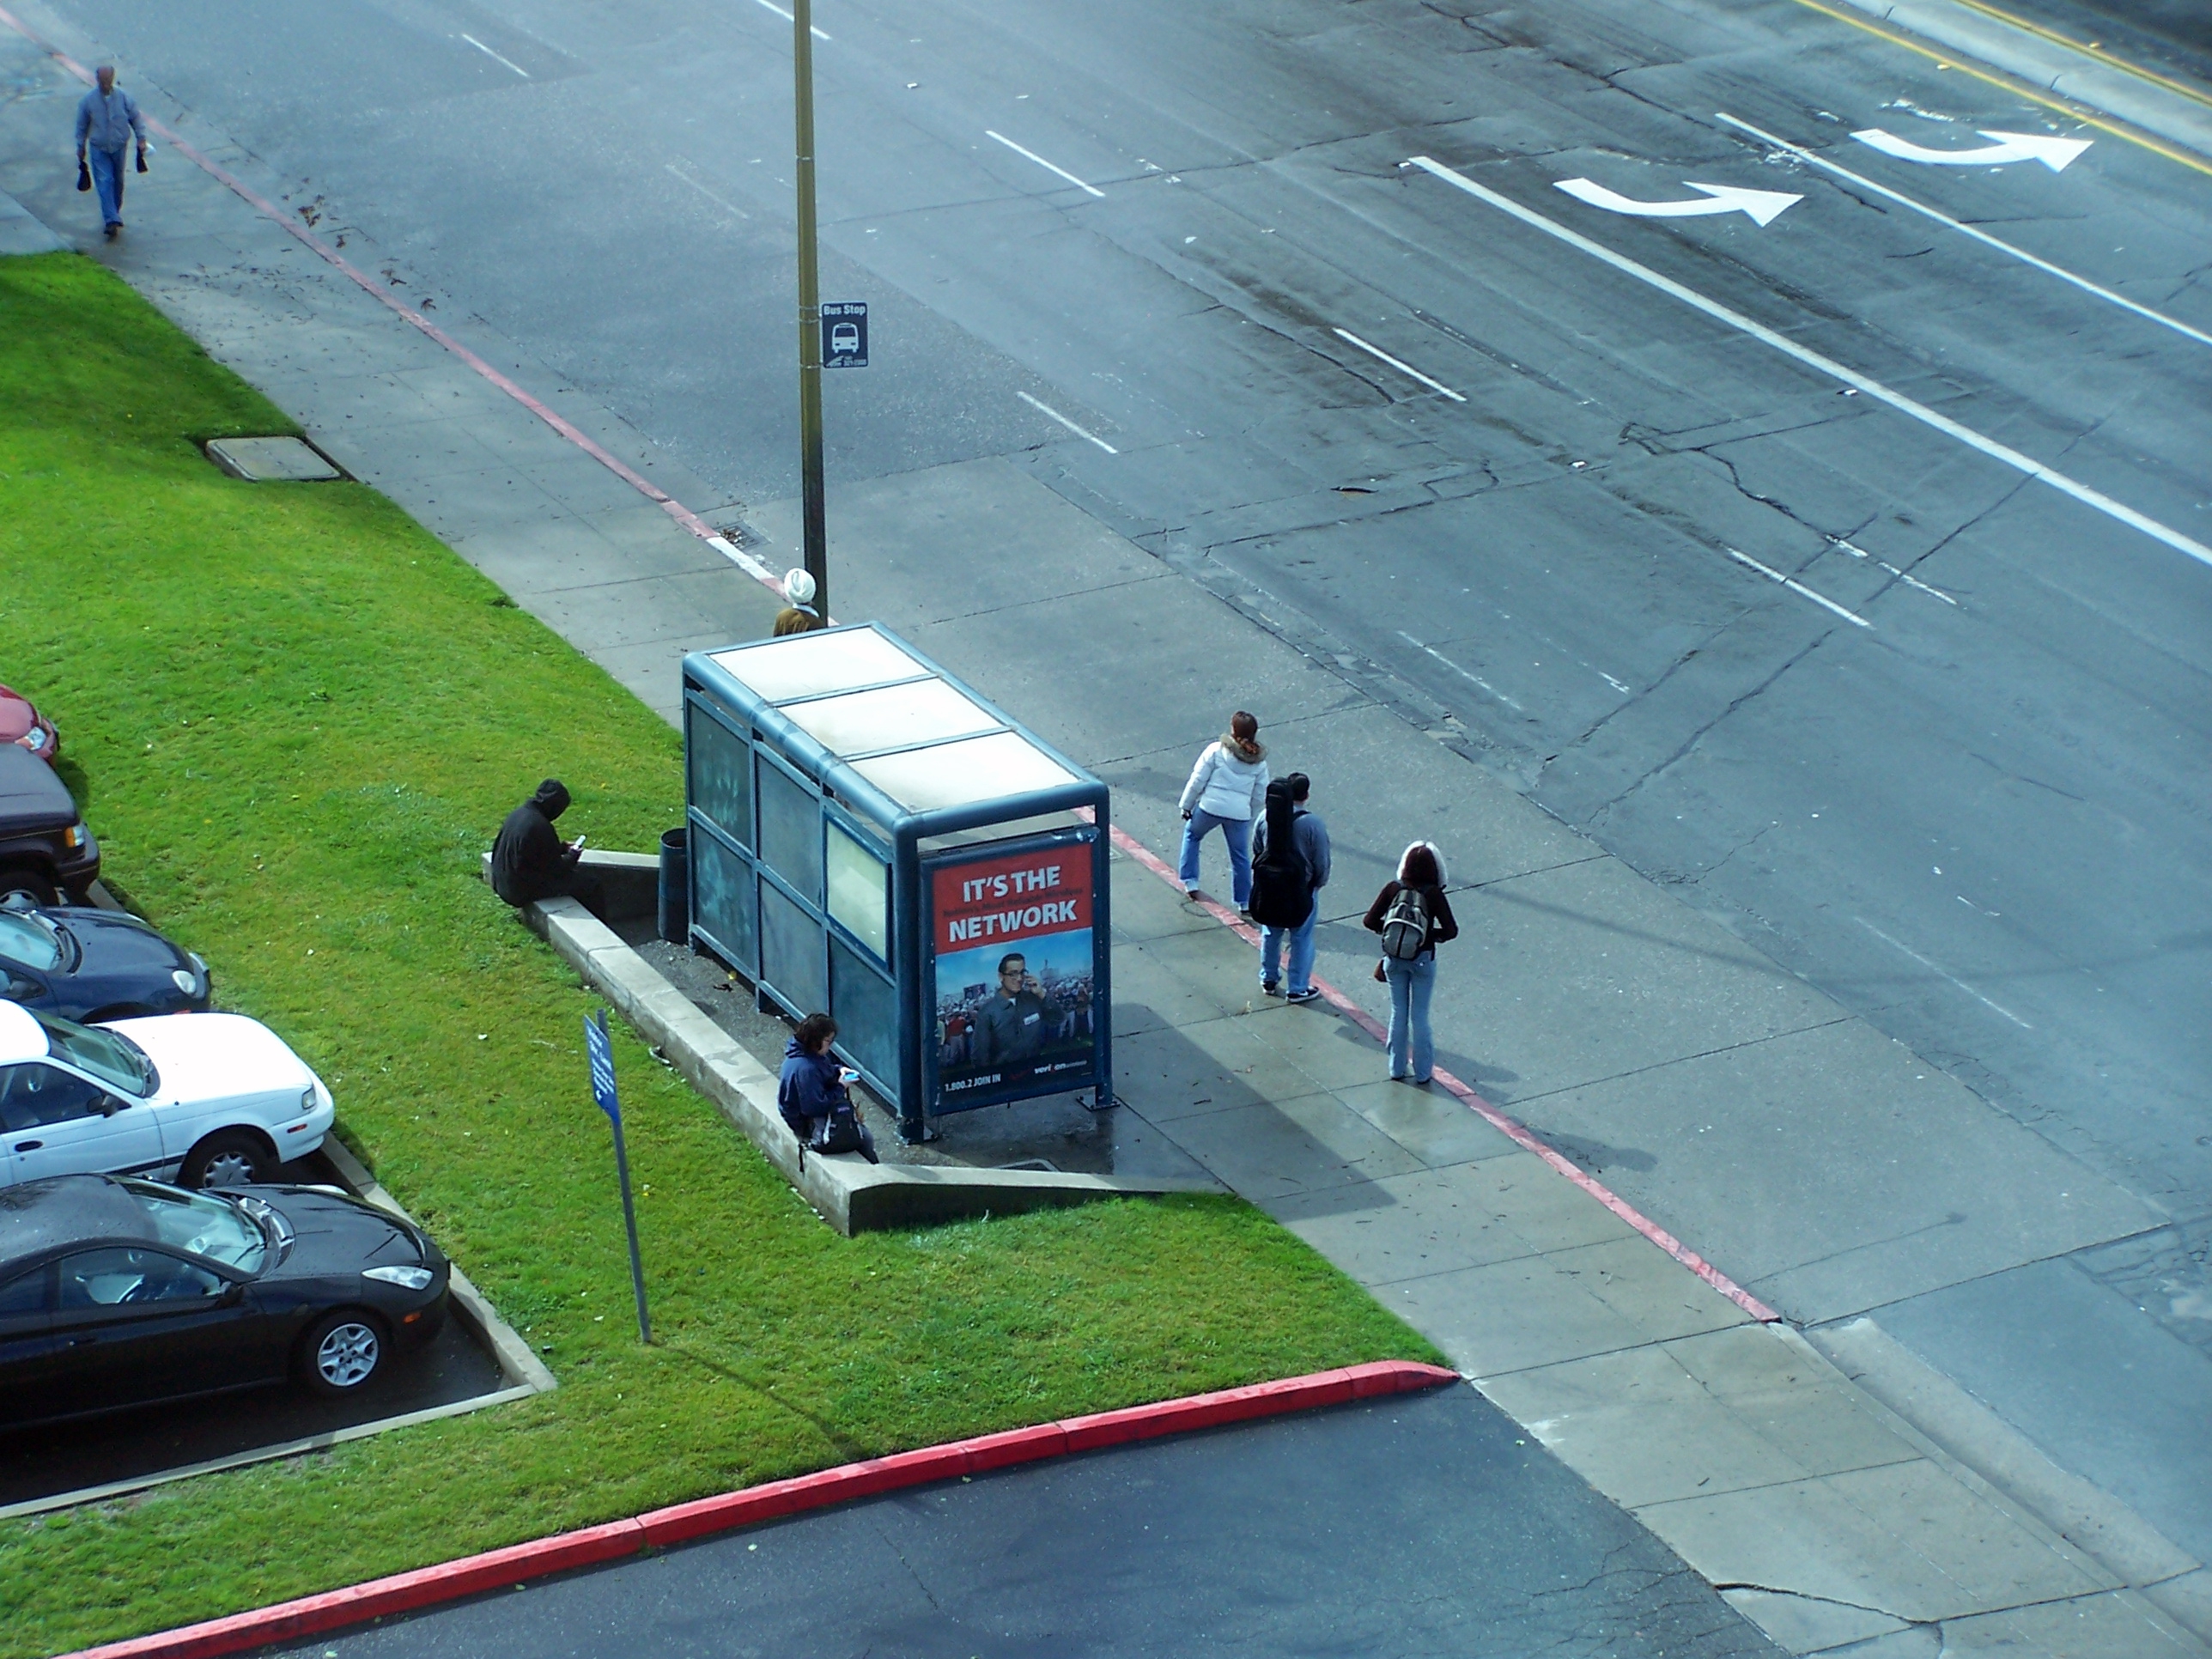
top-left (204, 436), bottom-right (343, 482)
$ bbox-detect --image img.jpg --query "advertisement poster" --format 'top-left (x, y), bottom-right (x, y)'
top-left (930, 839), bottom-right (1099, 1108)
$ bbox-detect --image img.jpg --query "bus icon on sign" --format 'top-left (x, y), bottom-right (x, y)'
top-left (822, 302), bottom-right (868, 368)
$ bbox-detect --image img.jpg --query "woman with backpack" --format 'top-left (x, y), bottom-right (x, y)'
top-left (1176, 711), bottom-right (1269, 913)
top-left (1363, 842), bottom-right (1458, 1084)
top-left (776, 1012), bottom-right (879, 1163)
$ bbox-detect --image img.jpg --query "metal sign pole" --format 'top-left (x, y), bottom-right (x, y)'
top-left (792, 0), bottom-right (828, 619)
top-left (586, 1010), bottom-right (651, 1345)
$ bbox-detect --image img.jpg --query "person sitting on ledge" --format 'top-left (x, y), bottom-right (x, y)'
top-left (489, 778), bottom-right (599, 909)
top-left (777, 1012), bottom-right (878, 1163)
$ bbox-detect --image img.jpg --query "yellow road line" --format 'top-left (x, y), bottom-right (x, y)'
top-left (1782, 0), bottom-right (2212, 179)
top-left (1942, 0), bottom-right (2212, 112)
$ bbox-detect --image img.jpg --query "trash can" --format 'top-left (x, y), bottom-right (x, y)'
top-left (658, 827), bottom-right (689, 944)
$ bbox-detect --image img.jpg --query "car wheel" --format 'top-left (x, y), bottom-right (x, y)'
top-left (180, 1129), bottom-right (276, 1188)
top-left (298, 1310), bottom-right (386, 1396)
top-left (0, 867), bottom-right (57, 907)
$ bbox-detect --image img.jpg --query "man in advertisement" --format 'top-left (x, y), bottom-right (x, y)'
top-left (972, 952), bottom-right (1049, 1066)
top-left (931, 842), bottom-right (1101, 1104)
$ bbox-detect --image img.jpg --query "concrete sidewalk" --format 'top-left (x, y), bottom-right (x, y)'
top-left (1098, 845), bottom-right (2206, 1656)
top-left (3, 20), bottom-right (2206, 1655)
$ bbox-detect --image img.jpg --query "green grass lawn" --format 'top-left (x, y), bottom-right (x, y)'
top-left (0, 253), bottom-right (1436, 1654)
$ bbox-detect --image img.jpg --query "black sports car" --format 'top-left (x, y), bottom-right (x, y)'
top-left (0, 1174), bottom-right (448, 1428)
top-left (0, 898), bottom-right (211, 1024)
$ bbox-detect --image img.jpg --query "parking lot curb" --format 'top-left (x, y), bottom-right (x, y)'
top-left (58, 1360), bottom-right (1457, 1659)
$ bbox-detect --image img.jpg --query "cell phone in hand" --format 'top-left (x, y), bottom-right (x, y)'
top-left (569, 834), bottom-right (587, 851)
top-left (839, 1066), bottom-right (859, 1084)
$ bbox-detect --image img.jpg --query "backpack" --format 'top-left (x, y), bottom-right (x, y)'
top-left (1248, 840), bottom-right (1314, 928)
top-left (811, 1100), bottom-right (866, 1155)
top-left (1380, 884), bottom-right (1431, 961)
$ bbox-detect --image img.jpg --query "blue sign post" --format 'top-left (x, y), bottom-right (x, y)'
top-left (585, 1010), bottom-right (651, 1344)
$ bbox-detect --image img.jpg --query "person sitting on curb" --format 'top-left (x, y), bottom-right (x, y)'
top-left (772, 568), bottom-right (824, 635)
top-left (489, 778), bottom-right (599, 909)
top-left (777, 1012), bottom-right (879, 1163)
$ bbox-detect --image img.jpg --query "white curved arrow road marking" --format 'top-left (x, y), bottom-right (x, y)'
top-left (1851, 128), bottom-right (2092, 171)
top-left (1553, 178), bottom-right (1802, 226)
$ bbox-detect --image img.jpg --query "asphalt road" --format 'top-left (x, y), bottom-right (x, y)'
top-left (0, 1305), bottom-right (504, 1511)
top-left (13, 0), bottom-right (2209, 1573)
top-left (273, 1387), bottom-right (1778, 1659)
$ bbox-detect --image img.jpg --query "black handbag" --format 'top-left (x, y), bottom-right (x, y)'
top-left (76, 159), bottom-right (91, 192)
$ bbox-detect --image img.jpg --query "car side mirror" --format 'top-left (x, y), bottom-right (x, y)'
top-left (97, 1094), bottom-right (130, 1116)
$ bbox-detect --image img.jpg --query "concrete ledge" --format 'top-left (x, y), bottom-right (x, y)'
top-left (1826, 0), bottom-right (2212, 161)
top-left (514, 894), bottom-right (1218, 1235)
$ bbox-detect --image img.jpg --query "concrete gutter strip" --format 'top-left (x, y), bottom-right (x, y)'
top-left (1823, 0), bottom-right (2212, 160)
top-left (516, 892), bottom-right (1218, 1236)
top-left (57, 1361), bottom-right (1459, 1659)
top-left (0, 1387), bottom-right (541, 1523)
top-left (319, 1138), bottom-right (557, 1395)
top-left (1809, 1319), bottom-right (2201, 1590)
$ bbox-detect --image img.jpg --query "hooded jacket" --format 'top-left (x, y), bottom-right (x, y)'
top-left (489, 780), bottom-right (576, 905)
top-left (777, 1036), bottom-right (848, 1135)
top-left (1178, 733), bottom-right (1269, 823)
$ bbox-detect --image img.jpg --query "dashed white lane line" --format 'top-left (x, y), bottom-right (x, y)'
top-left (1331, 327), bottom-right (1467, 402)
top-left (750, 0), bottom-right (830, 42)
top-left (1716, 113), bottom-right (2212, 352)
top-left (1725, 546), bottom-right (1872, 628)
top-left (1018, 390), bottom-right (1117, 453)
top-left (1407, 155), bottom-right (2212, 574)
top-left (1856, 917), bottom-right (2033, 1030)
top-left (1833, 538), bottom-right (1959, 606)
top-left (987, 131), bottom-right (1105, 198)
top-left (1397, 632), bottom-right (1527, 711)
top-left (665, 161), bottom-right (752, 221)
top-left (460, 34), bottom-right (529, 77)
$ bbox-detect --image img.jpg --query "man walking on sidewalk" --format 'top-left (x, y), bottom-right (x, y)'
top-left (75, 66), bottom-right (147, 241)
top-left (1252, 771), bottom-right (1330, 1002)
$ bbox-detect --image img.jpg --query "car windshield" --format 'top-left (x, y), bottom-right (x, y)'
top-left (120, 1180), bottom-right (267, 1273)
top-left (33, 1009), bottom-right (155, 1096)
top-left (0, 909), bottom-right (62, 971)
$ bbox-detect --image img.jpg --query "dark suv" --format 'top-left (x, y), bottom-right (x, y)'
top-left (0, 747), bottom-right (98, 906)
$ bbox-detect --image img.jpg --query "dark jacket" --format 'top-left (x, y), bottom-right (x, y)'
top-left (1363, 881), bottom-right (1458, 954)
top-left (777, 1038), bottom-right (848, 1135)
top-left (489, 781), bottom-right (575, 906)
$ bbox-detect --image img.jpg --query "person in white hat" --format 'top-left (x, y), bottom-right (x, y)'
top-left (773, 568), bottom-right (823, 635)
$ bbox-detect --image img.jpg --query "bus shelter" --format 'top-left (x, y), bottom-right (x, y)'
top-left (680, 625), bottom-right (1111, 1142)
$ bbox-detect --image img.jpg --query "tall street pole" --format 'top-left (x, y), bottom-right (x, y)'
top-left (792, 0), bottom-right (828, 618)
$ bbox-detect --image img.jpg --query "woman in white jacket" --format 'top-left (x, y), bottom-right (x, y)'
top-left (1176, 711), bottom-right (1269, 910)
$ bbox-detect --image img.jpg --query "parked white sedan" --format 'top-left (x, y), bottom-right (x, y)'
top-left (0, 1001), bottom-right (334, 1188)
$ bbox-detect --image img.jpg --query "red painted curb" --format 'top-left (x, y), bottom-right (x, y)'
top-left (60, 1361), bottom-right (1455, 1659)
top-left (1107, 824), bottom-right (1781, 1324)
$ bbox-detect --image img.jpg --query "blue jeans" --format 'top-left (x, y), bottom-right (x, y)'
top-left (1383, 951), bottom-right (1437, 1081)
top-left (1177, 809), bottom-right (1251, 907)
top-left (88, 147), bottom-right (126, 228)
top-left (1261, 906), bottom-right (1317, 994)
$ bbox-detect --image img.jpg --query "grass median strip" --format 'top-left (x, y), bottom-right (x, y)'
top-left (0, 253), bottom-right (1438, 1656)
